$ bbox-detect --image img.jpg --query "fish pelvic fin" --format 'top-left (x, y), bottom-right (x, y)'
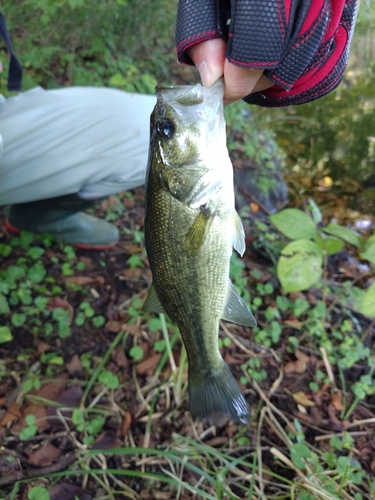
top-left (142, 283), bottom-right (166, 314)
top-left (222, 280), bottom-right (257, 327)
top-left (189, 362), bottom-right (250, 424)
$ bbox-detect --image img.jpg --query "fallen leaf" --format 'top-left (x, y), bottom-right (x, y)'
top-left (283, 319), bottom-right (303, 329)
top-left (136, 353), bottom-right (162, 375)
top-left (66, 354), bottom-right (83, 374)
top-left (119, 268), bottom-right (143, 280)
top-left (250, 202), bottom-right (259, 212)
top-left (123, 324), bottom-right (141, 336)
top-left (24, 404), bottom-right (49, 432)
top-left (224, 353), bottom-right (243, 365)
top-left (105, 320), bottom-right (123, 333)
top-left (327, 404), bottom-right (344, 431)
top-left (49, 483), bottom-right (92, 500)
top-left (65, 276), bottom-right (95, 286)
top-left (331, 392), bottom-right (343, 411)
top-left (28, 443), bottom-right (61, 466)
top-left (95, 275), bottom-right (105, 285)
top-left (48, 297), bottom-right (74, 324)
top-left (35, 374), bottom-right (68, 400)
top-left (0, 401), bottom-right (21, 427)
top-left (318, 175), bottom-right (333, 190)
top-left (204, 436), bottom-right (229, 447)
top-left (121, 411), bottom-right (132, 437)
top-left (112, 347), bottom-right (128, 368)
top-left (292, 391), bottom-right (315, 407)
top-left (92, 431), bottom-right (121, 450)
top-left (284, 350), bottom-right (310, 374)
top-left (36, 339), bottom-right (51, 355)
top-left (47, 386), bottom-right (83, 430)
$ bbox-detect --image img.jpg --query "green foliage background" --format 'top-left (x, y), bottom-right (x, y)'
top-left (0, 0), bottom-right (177, 94)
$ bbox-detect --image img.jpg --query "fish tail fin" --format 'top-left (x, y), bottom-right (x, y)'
top-left (188, 362), bottom-right (250, 424)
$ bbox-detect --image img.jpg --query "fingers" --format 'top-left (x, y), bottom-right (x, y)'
top-left (223, 61), bottom-right (273, 102)
top-left (187, 38), bottom-right (226, 88)
top-left (187, 39), bottom-right (274, 102)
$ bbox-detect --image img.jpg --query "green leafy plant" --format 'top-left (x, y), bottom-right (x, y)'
top-left (270, 200), bottom-right (375, 316)
top-left (19, 414), bottom-right (38, 441)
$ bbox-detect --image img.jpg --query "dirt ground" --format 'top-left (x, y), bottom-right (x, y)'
top-left (0, 184), bottom-right (375, 499)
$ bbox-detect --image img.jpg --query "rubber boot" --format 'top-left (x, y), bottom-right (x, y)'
top-left (4, 194), bottom-right (119, 249)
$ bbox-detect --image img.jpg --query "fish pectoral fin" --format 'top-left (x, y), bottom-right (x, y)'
top-left (232, 210), bottom-right (246, 257)
top-left (142, 284), bottom-right (166, 314)
top-left (183, 204), bottom-right (214, 257)
top-left (222, 280), bottom-right (257, 327)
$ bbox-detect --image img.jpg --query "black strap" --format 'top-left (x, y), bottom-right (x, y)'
top-left (0, 13), bottom-right (22, 91)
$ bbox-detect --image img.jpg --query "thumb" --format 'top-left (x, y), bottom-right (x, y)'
top-left (187, 38), bottom-right (226, 88)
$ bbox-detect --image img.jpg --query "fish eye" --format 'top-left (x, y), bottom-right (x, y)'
top-left (156, 119), bottom-right (175, 139)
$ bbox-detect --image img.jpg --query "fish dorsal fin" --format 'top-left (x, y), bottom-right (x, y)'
top-left (184, 205), bottom-right (214, 257)
top-left (232, 210), bottom-right (246, 256)
top-left (142, 284), bottom-right (165, 314)
top-left (222, 280), bottom-right (257, 327)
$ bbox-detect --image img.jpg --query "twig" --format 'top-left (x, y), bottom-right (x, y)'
top-left (220, 321), bottom-right (257, 356)
top-left (320, 347), bottom-right (336, 387)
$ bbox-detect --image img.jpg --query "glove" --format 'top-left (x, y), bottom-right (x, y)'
top-left (176, 0), bottom-right (359, 107)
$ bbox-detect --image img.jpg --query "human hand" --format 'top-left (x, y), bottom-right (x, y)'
top-left (176, 0), bottom-right (359, 107)
top-left (187, 38), bottom-right (273, 103)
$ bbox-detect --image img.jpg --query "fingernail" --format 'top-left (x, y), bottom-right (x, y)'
top-left (198, 61), bottom-right (212, 87)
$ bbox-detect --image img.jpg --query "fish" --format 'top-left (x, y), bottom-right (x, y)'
top-left (143, 79), bottom-right (256, 424)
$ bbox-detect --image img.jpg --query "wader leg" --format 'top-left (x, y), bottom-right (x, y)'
top-left (4, 194), bottom-right (119, 249)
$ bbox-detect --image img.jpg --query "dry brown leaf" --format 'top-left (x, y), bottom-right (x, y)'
top-left (153, 492), bottom-right (174, 500)
top-left (331, 392), bottom-right (343, 411)
top-left (24, 404), bottom-right (49, 432)
top-left (224, 353), bottom-right (242, 365)
top-left (65, 276), bottom-right (95, 286)
top-left (327, 404), bottom-right (344, 431)
top-left (119, 268), bottom-right (143, 280)
top-left (204, 436), bottom-right (229, 447)
top-left (48, 297), bottom-right (74, 324)
top-left (283, 319), bottom-right (303, 329)
top-left (121, 411), bottom-right (132, 437)
top-left (66, 354), bottom-right (83, 374)
top-left (105, 320), bottom-right (123, 333)
top-left (48, 483), bottom-right (92, 500)
top-left (284, 350), bottom-right (310, 374)
top-left (111, 347), bottom-right (128, 368)
top-left (47, 386), bottom-right (83, 430)
top-left (36, 339), bottom-right (51, 355)
top-left (123, 324), bottom-right (141, 336)
top-left (136, 353), bottom-right (162, 376)
top-left (28, 443), bottom-right (61, 466)
top-left (250, 202), bottom-right (259, 212)
top-left (0, 401), bottom-right (21, 427)
top-left (92, 430), bottom-right (121, 450)
top-left (35, 374), bottom-right (68, 400)
top-left (292, 391), bottom-right (315, 407)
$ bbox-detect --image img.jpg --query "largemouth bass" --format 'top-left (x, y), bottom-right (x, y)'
top-left (143, 79), bottom-right (256, 424)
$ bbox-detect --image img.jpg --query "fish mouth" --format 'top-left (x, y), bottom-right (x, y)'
top-left (155, 79), bottom-right (224, 106)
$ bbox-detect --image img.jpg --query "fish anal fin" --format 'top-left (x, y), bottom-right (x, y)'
top-left (232, 210), bottom-right (246, 256)
top-left (222, 280), bottom-right (257, 327)
top-left (184, 204), bottom-right (214, 257)
top-left (189, 361), bottom-right (250, 424)
top-left (142, 284), bottom-right (165, 314)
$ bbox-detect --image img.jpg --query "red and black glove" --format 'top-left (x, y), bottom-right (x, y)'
top-left (176, 0), bottom-right (359, 107)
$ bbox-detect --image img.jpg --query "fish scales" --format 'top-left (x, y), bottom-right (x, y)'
top-left (143, 79), bottom-right (256, 423)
